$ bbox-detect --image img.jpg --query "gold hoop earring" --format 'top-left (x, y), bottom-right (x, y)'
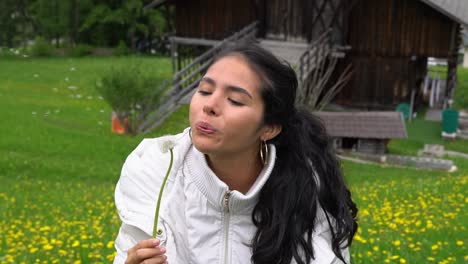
top-left (260, 140), bottom-right (268, 165)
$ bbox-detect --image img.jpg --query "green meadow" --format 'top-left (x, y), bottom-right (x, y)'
top-left (0, 56), bottom-right (466, 263)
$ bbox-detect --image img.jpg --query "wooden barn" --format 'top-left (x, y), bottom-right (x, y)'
top-left (335, 0), bottom-right (468, 109)
top-left (140, 0), bottom-right (468, 132)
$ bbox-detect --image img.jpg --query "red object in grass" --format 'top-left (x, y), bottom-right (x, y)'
top-left (111, 112), bottom-right (126, 134)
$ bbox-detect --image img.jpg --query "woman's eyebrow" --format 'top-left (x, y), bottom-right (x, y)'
top-left (200, 76), bottom-right (253, 99)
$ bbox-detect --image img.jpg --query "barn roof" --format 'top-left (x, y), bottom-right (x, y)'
top-left (315, 111), bottom-right (408, 139)
top-left (420, 0), bottom-right (468, 27)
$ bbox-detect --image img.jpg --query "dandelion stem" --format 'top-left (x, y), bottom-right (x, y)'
top-left (153, 148), bottom-right (173, 238)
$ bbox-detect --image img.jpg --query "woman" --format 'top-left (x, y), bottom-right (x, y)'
top-left (113, 43), bottom-right (358, 264)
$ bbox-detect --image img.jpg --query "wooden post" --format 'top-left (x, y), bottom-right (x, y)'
top-left (445, 22), bottom-right (460, 108)
top-left (409, 88), bottom-right (415, 122)
top-left (170, 37), bottom-right (177, 73)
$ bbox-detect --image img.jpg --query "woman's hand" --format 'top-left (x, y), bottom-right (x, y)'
top-left (125, 239), bottom-right (168, 264)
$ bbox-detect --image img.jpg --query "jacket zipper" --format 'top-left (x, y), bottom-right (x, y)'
top-left (223, 190), bottom-right (231, 264)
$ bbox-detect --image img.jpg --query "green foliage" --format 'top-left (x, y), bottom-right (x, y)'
top-left (29, 0), bottom-right (68, 44)
top-left (113, 40), bottom-right (131, 56)
top-left (95, 63), bottom-right (167, 134)
top-left (68, 43), bottom-right (93, 57)
top-left (0, 0), bottom-right (171, 50)
top-left (30, 37), bottom-right (54, 57)
top-left (453, 67), bottom-right (468, 110)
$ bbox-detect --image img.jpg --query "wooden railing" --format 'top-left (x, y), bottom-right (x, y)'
top-left (137, 21), bottom-right (259, 134)
top-left (295, 29), bottom-right (352, 110)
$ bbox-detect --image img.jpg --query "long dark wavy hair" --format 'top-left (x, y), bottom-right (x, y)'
top-left (212, 43), bottom-right (358, 264)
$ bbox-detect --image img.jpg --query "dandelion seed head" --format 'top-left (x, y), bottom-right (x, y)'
top-left (159, 140), bottom-right (176, 153)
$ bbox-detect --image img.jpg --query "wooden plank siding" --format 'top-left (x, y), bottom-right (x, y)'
top-left (175, 0), bottom-right (257, 40)
top-left (347, 0), bottom-right (455, 58)
top-left (263, 0), bottom-right (349, 44)
top-left (334, 0), bottom-right (458, 108)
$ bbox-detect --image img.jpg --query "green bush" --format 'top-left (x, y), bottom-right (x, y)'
top-left (113, 40), bottom-right (132, 56)
top-left (95, 64), bottom-right (166, 135)
top-left (454, 67), bottom-right (468, 110)
top-left (68, 44), bottom-right (93, 57)
top-left (30, 37), bottom-right (54, 57)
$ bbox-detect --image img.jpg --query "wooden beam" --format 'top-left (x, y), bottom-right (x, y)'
top-left (170, 36), bottom-right (221, 46)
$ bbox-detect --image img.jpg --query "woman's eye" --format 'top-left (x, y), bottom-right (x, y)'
top-left (198, 90), bottom-right (211, 96)
top-left (228, 98), bottom-right (244, 106)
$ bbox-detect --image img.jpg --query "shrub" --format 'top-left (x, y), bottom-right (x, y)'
top-left (68, 44), bottom-right (93, 57)
top-left (453, 67), bottom-right (468, 110)
top-left (95, 64), bottom-right (166, 135)
top-left (30, 37), bottom-right (54, 57)
top-left (113, 40), bottom-right (132, 56)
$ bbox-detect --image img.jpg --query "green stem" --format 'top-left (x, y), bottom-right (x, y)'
top-left (152, 148), bottom-right (173, 238)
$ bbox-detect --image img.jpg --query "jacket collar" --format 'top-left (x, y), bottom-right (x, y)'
top-left (186, 142), bottom-right (276, 214)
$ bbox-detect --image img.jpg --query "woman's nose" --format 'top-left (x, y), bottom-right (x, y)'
top-left (202, 93), bottom-right (220, 116)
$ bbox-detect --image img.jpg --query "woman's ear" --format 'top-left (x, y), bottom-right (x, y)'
top-left (261, 124), bottom-right (282, 141)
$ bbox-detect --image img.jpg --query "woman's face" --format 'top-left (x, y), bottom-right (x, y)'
top-left (189, 55), bottom-right (274, 158)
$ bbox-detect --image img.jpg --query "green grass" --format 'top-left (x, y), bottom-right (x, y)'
top-left (0, 56), bottom-right (189, 263)
top-left (0, 57), bottom-right (466, 263)
top-left (347, 111), bottom-right (467, 263)
top-left (454, 67), bottom-right (468, 110)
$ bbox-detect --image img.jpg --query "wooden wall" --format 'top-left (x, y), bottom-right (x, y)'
top-left (347, 0), bottom-right (456, 58)
top-left (263, 0), bottom-right (348, 44)
top-left (335, 0), bottom-right (459, 108)
top-left (175, 0), bottom-right (257, 39)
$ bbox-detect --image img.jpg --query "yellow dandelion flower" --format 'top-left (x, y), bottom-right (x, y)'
top-left (427, 220), bottom-right (434, 229)
top-left (106, 241), bottom-right (114, 249)
top-left (390, 255), bottom-right (399, 260)
top-left (456, 240), bottom-right (463, 246)
top-left (71, 240), bottom-right (80, 247)
top-left (43, 244), bottom-right (53, 250)
top-left (427, 257), bottom-right (435, 261)
top-left (393, 240), bottom-right (401, 246)
top-left (106, 252), bottom-right (117, 261)
top-left (431, 244), bottom-right (439, 251)
top-left (373, 246), bottom-right (379, 251)
top-left (39, 226), bottom-right (51, 232)
top-left (29, 247), bottom-right (39, 253)
top-left (400, 258), bottom-right (406, 263)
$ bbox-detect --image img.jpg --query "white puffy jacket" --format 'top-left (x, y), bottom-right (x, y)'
top-left (113, 128), bottom-right (349, 264)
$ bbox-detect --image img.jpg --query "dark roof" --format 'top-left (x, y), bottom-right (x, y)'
top-left (315, 111), bottom-right (408, 139)
top-left (144, 0), bottom-right (171, 9)
top-left (420, 0), bottom-right (468, 27)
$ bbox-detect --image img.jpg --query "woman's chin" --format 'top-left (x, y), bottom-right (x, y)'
top-left (192, 139), bottom-right (217, 155)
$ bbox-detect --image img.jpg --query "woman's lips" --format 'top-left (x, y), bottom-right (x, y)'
top-left (195, 122), bottom-right (217, 134)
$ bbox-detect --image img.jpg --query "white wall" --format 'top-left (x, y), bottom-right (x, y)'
top-left (464, 47), bottom-right (468, 68)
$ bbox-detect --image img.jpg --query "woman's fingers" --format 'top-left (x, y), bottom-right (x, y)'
top-left (134, 239), bottom-right (160, 250)
top-left (134, 246), bottom-right (166, 261)
top-left (126, 239), bottom-right (167, 264)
